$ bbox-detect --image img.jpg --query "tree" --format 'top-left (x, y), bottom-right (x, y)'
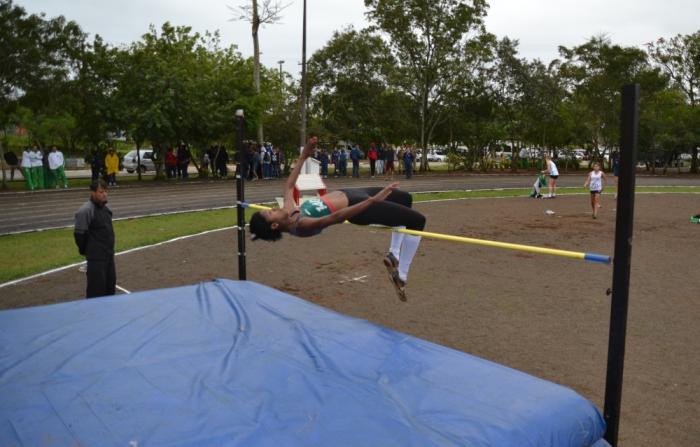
top-left (520, 60), bottom-right (568, 168)
top-left (447, 37), bottom-right (503, 171)
top-left (0, 0), bottom-right (85, 188)
top-left (231, 0), bottom-right (289, 145)
top-left (114, 24), bottom-right (257, 178)
top-left (558, 36), bottom-right (649, 166)
top-left (307, 27), bottom-right (409, 148)
top-left (647, 31), bottom-right (700, 173)
top-left (364, 0), bottom-right (488, 170)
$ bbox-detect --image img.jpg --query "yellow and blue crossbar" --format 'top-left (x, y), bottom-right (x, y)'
top-left (240, 202), bottom-right (612, 264)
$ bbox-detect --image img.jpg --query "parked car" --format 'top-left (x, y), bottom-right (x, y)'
top-left (123, 149), bottom-right (155, 173)
top-left (417, 150), bottom-right (447, 162)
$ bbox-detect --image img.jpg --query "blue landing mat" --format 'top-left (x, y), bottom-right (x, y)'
top-left (0, 279), bottom-right (608, 446)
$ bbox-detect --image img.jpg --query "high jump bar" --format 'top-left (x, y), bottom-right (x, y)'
top-left (241, 202), bottom-right (612, 265)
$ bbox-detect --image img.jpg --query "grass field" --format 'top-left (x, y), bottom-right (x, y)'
top-left (1, 186), bottom-right (698, 283)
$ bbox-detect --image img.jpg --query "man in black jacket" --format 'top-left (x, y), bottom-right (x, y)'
top-left (74, 179), bottom-right (116, 298)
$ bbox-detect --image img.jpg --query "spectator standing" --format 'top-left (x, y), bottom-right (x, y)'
top-left (247, 144), bottom-right (259, 181)
top-left (542, 154), bottom-right (559, 198)
top-left (385, 145), bottom-right (395, 181)
top-left (320, 149), bottom-right (330, 178)
top-left (350, 145), bottom-right (362, 178)
top-left (271, 147), bottom-right (280, 178)
top-left (403, 147), bottom-right (414, 179)
top-left (331, 148), bottom-right (339, 177)
top-left (48, 145), bottom-right (68, 188)
top-left (177, 144), bottom-right (190, 179)
top-left (216, 145), bottom-right (229, 179)
top-left (42, 148), bottom-right (54, 189)
top-left (3, 150), bottom-right (19, 181)
top-left (338, 147), bottom-right (348, 177)
top-left (377, 145), bottom-right (385, 175)
top-left (30, 145), bottom-right (44, 189)
top-left (368, 143), bottom-right (378, 178)
top-left (165, 147), bottom-right (178, 179)
top-left (20, 147), bottom-right (35, 190)
top-left (397, 146), bottom-right (405, 175)
top-left (105, 148), bottom-right (119, 186)
top-left (74, 179), bottom-right (116, 298)
top-left (90, 149), bottom-right (102, 182)
top-left (262, 146), bottom-right (272, 179)
top-left (201, 151), bottom-right (210, 178)
top-left (207, 146), bottom-right (217, 177)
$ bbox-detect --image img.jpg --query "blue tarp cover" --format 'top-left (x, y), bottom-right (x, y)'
top-left (0, 279), bottom-right (607, 446)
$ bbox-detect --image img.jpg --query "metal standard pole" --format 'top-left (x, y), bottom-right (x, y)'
top-left (235, 109), bottom-right (247, 280)
top-left (603, 84), bottom-right (639, 446)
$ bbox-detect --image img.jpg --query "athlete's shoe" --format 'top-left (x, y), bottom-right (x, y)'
top-left (389, 270), bottom-right (407, 302)
top-left (383, 252), bottom-right (399, 274)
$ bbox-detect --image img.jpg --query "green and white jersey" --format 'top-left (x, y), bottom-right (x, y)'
top-left (299, 197), bottom-right (334, 218)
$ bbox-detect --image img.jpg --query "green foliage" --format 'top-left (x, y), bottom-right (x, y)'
top-left (558, 35), bottom-right (650, 161)
top-left (1, 0), bottom-right (699, 180)
top-left (647, 31), bottom-right (700, 173)
top-left (363, 0), bottom-right (488, 169)
top-left (307, 26), bottom-right (408, 147)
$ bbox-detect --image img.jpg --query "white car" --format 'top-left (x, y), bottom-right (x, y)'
top-left (123, 149), bottom-right (155, 173)
top-left (417, 151), bottom-right (447, 162)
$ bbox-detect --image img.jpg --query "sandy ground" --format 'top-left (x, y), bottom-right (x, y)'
top-left (2, 192), bottom-right (699, 446)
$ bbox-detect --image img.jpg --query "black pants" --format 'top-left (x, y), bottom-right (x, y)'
top-left (340, 188), bottom-right (426, 231)
top-left (86, 257), bottom-right (116, 298)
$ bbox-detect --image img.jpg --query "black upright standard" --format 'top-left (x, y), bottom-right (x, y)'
top-left (603, 84), bottom-right (639, 446)
top-left (235, 110), bottom-right (247, 280)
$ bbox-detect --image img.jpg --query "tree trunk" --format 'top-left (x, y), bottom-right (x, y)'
top-left (419, 89), bottom-right (428, 172)
top-left (136, 141), bottom-right (142, 181)
top-left (252, 0), bottom-right (264, 145)
top-left (0, 135), bottom-right (6, 190)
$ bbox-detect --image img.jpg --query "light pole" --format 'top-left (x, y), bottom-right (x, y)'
top-left (277, 60), bottom-right (284, 80)
top-left (299, 0), bottom-right (307, 148)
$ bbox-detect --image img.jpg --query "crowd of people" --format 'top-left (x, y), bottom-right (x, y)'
top-left (307, 143), bottom-right (419, 181)
top-left (2, 146), bottom-right (70, 191)
top-left (240, 143), bottom-right (284, 181)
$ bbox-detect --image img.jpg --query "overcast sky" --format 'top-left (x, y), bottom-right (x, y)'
top-left (17, 0), bottom-right (699, 74)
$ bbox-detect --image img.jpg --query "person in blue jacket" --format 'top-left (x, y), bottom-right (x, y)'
top-left (350, 145), bottom-right (362, 178)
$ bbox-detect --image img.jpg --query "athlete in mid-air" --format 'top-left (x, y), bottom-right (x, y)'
top-left (249, 137), bottom-right (425, 300)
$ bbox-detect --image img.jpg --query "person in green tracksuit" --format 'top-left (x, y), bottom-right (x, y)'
top-left (49, 145), bottom-right (68, 188)
top-left (30, 145), bottom-right (44, 189)
top-left (20, 147), bottom-right (35, 191)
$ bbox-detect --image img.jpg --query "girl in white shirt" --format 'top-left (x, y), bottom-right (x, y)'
top-left (542, 155), bottom-right (559, 198)
top-left (583, 162), bottom-right (607, 219)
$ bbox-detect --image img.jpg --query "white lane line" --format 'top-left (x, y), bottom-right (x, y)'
top-left (115, 285), bottom-right (131, 294)
top-left (0, 226), bottom-right (236, 289)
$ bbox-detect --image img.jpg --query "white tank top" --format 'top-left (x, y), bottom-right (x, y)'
top-left (548, 160), bottom-right (559, 176)
top-left (589, 171), bottom-right (603, 191)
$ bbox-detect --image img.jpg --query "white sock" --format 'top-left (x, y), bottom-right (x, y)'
top-left (398, 235), bottom-right (421, 282)
top-left (390, 227), bottom-right (405, 258)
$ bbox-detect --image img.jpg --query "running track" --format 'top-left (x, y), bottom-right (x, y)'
top-left (2, 173), bottom-right (699, 234)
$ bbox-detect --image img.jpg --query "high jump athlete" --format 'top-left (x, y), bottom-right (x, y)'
top-left (249, 137), bottom-right (425, 300)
